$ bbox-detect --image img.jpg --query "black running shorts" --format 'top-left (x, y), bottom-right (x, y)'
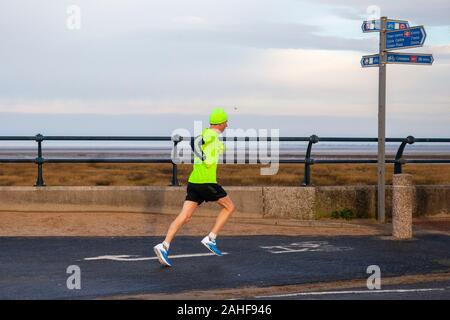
top-left (185, 182), bottom-right (228, 205)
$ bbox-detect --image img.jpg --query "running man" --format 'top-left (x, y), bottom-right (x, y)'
top-left (153, 108), bottom-right (235, 267)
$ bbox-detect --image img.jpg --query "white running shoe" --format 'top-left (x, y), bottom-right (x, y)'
top-left (201, 236), bottom-right (222, 256)
top-left (153, 243), bottom-right (172, 267)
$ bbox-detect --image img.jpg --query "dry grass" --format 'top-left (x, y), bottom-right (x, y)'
top-left (0, 163), bottom-right (449, 186)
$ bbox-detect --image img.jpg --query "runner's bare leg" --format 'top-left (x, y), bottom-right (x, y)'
top-left (164, 200), bottom-right (198, 244)
top-left (210, 196), bottom-right (235, 235)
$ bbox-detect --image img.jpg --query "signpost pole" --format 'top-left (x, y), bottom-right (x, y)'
top-left (378, 16), bottom-right (387, 223)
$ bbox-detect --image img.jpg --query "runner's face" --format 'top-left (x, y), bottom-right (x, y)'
top-left (220, 121), bottom-right (228, 132)
top-left (211, 121), bottom-right (228, 132)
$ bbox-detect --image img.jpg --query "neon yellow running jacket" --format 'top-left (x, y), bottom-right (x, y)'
top-left (188, 128), bottom-right (225, 184)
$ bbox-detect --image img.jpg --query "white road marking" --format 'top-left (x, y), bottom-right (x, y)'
top-left (84, 252), bottom-right (228, 261)
top-left (261, 241), bottom-right (353, 254)
top-left (255, 287), bottom-right (446, 299)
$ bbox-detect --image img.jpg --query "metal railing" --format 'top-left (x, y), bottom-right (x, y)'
top-left (0, 134), bottom-right (449, 187)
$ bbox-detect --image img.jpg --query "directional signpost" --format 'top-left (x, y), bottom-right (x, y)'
top-left (361, 17), bottom-right (433, 223)
top-left (362, 52), bottom-right (434, 67)
top-left (386, 52), bottom-right (433, 65)
top-left (361, 54), bottom-right (381, 67)
top-left (386, 26), bottom-right (427, 50)
top-left (362, 19), bottom-right (409, 33)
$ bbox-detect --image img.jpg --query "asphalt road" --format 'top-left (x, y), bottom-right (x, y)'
top-left (0, 234), bottom-right (449, 299)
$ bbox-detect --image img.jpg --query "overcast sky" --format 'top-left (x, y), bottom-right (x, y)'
top-left (0, 0), bottom-right (449, 137)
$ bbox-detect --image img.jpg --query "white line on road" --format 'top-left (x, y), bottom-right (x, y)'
top-left (255, 287), bottom-right (446, 299)
top-left (260, 241), bottom-right (353, 254)
top-left (84, 252), bottom-right (228, 261)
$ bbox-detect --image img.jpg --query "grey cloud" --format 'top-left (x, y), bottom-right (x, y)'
top-left (157, 22), bottom-right (375, 51)
top-left (143, 22), bottom-right (376, 51)
top-left (310, 0), bottom-right (450, 26)
top-left (324, 6), bottom-right (362, 21)
top-left (0, 20), bottom-right (376, 101)
top-left (1, 112), bottom-right (448, 137)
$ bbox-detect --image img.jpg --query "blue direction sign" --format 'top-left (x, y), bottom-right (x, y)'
top-left (386, 26), bottom-right (426, 50)
top-left (386, 53), bottom-right (434, 65)
top-left (361, 54), bottom-right (380, 67)
top-left (361, 19), bottom-right (409, 32)
top-left (361, 53), bottom-right (434, 67)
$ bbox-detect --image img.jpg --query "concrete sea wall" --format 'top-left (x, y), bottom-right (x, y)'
top-left (0, 185), bottom-right (448, 219)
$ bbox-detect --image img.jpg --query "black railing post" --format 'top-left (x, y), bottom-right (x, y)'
top-left (303, 134), bottom-right (319, 186)
top-left (34, 133), bottom-right (45, 187)
top-left (170, 135), bottom-right (181, 186)
top-left (394, 135), bottom-right (415, 174)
